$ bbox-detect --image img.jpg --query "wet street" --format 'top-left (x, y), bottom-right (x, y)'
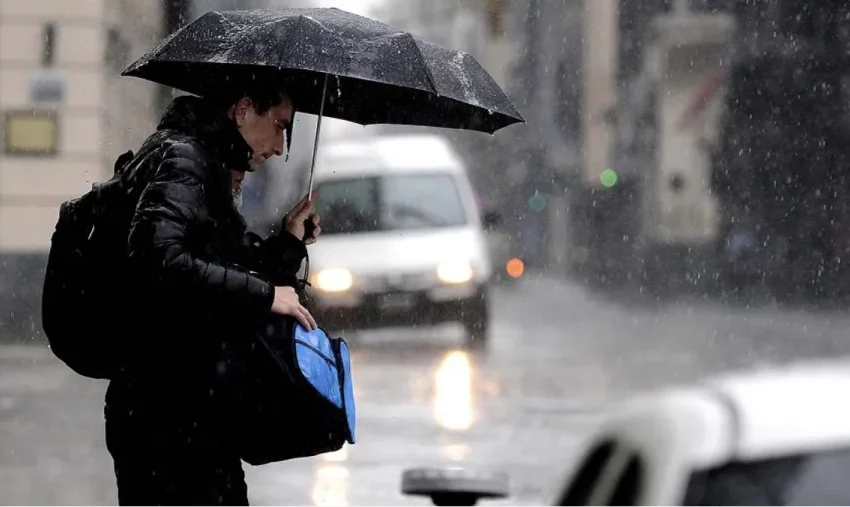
top-left (3, 274), bottom-right (850, 505)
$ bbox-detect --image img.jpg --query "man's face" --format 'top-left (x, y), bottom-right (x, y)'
top-left (231, 96), bottom-right (294, 169)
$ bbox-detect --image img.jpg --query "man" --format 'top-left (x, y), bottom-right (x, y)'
top-left (104, 84), bottom-right (320, 505)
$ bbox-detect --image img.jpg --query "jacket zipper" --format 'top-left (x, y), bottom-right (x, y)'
top-left (332, 338), bottom-right (350, 439)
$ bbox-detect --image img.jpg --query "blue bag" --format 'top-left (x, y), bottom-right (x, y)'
top-left (237, 317), bottom-right (356, 466)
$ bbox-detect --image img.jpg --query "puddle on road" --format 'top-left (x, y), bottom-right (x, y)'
top-left (311, 446), bottom-right (351, 506)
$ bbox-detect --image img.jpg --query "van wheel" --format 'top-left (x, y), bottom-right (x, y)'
top-left (462, 290), bottom-right (489, 349)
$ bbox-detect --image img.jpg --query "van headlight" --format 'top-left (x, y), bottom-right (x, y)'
top-left (312, 268), bottom-right (353, 292)
top-left (437, 260), bottom-right (473, 284)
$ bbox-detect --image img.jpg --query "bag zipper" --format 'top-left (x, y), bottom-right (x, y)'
top-left (332, 338), bottom-right (352, 440)
top-left (294, 338), bottom-right (336, 368)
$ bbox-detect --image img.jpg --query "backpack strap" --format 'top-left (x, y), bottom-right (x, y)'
top-left (89, 150), bottom-right (137, 232)
top-left (113, 150), bottom-right (135, 175)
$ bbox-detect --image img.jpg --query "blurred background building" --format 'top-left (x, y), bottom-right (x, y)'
top-left (0, 0), bottom-right (164, 337)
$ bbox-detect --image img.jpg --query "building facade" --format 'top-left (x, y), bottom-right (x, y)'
top-left (0, 0), bottom-right (163, 337)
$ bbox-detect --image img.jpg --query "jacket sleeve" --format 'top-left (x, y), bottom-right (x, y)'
top-left (127, 142), bottom-right (275, 315)
top-left (243, 230), bottom-right (307, 288)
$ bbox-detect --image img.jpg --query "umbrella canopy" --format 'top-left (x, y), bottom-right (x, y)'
top-left (122, 7), bottom-right (523, 134)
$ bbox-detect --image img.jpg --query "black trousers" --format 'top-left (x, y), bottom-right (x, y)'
top-left (112, 450), bottom-right (248, 506)
top-left (105, 379), bottom-right (249, 506)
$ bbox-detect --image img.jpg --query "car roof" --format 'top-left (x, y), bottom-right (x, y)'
top-left (596, 358), bottom-right (850, 469)
top-left (313, 134), bottom-right (466, 180)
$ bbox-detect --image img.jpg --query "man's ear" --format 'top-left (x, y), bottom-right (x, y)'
top-left (233, 97), bottom-right (254, 127)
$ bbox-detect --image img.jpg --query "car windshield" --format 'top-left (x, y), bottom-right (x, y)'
top-left (314, 173), bottom-right (468, 235)
top-left (684, 448), bottom-right (850, 505)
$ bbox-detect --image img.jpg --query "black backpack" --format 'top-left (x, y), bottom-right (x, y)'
top-left (41, 150), bottom-right (138, 379)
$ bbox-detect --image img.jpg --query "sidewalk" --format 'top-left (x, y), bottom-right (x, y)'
top-left (0, 345), bottom-right (113, 505)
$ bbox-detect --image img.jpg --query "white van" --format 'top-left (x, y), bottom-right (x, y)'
top-left (304, 134), bottom-right (492, 347)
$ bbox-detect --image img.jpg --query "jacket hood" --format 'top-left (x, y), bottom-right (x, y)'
top-left (158, 95), bottom-right (254, 172)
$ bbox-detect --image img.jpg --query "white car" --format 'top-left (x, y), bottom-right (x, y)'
top-left (554, 360), bottom-right (850, 505)
top-left (304, 134), bottom-right (493, 347)
top-left (401, 359), bottom-right (850, 506)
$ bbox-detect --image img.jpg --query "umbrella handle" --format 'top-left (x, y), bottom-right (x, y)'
top-left (306, 73), bottom-right (329, 201)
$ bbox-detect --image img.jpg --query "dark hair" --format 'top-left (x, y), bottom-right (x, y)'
top-left (206, 80), bottom-right (293, 114)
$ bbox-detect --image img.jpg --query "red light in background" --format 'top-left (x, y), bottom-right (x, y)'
top-left (506, 258), bottom-right (524, 278)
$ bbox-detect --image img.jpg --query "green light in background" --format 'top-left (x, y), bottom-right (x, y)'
top-left (600, 168), bottom-right (618, 188)
top-left (528, 192), bottom-right (547, 213)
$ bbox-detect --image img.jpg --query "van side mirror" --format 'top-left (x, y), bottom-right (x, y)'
top-left (482, 210), bottom-right (502, 229)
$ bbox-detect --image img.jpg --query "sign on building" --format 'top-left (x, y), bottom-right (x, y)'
top-left (29, 70), bottom-right (66, 103)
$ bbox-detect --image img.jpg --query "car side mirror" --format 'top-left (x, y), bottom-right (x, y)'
top-left (401, 467), bottom-right (510, 506)
top-left (482, 210), bottom-right (502, 229)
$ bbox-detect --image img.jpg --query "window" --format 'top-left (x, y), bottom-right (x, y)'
top-left (105, 28), bottom-right (131, 73)
top-left (314, 173), bottom-right (468, 236)
top-left (42, 23), bottom-right (56, 67)
top-left (555, 440), bottom-right (615, 505)
top-left (315, 177), bottom-right (380, 235)
top-left (608, 455), bottom-right (643, 506)
top-left (381, 174), bottom-right (467, 230)
top-left (683, 447), bottom-right (850, 505)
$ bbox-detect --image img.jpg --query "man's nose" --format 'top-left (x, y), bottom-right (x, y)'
top-left (273, 136), bottom-right (284, 156)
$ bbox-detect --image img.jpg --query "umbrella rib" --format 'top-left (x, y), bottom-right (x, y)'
top-left (405, 33), bottom-right (438, 96)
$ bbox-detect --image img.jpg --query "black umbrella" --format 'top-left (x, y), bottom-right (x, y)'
top-left (122, 7), bottom-right (524, 193)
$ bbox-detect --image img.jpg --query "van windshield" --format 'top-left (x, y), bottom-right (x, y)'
top-left (314, 173), bottom-right (469, 235)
